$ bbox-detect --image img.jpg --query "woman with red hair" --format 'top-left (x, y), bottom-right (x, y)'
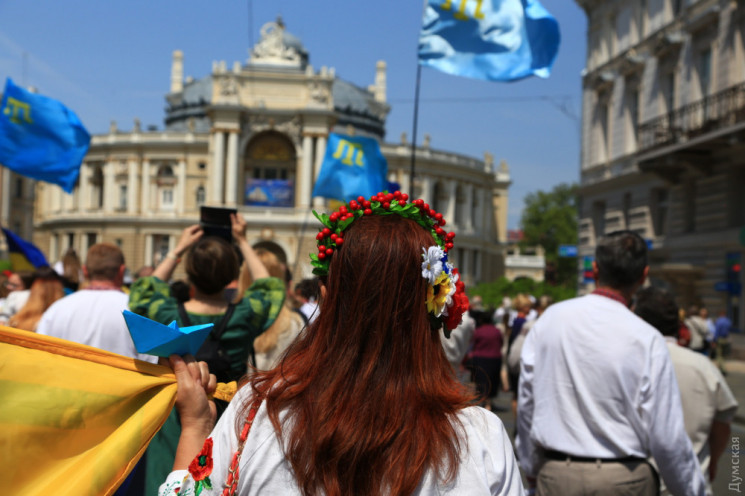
top-left (160, 194), bottom-right (523, 496)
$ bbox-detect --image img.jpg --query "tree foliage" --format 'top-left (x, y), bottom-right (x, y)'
top-left (468, 277), bottom-right (576, 310)
top-left (519, 183), bottom-right (579, 288)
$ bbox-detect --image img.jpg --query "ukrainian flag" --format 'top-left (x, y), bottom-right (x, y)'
top-left (1, 227), bottom-right (48, 271)
top-left (0, 326), bottom-right (177, 495)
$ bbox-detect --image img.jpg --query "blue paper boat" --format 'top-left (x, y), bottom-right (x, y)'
top-left (123, 310), bottom-right (214, 358)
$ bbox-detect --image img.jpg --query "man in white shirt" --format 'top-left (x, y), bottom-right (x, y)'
top-left (37, 243), bottom-right (155, 363)
top-left (517, 230), bottom-right (706, 496)
top-left (634, 287), bottom-right (738, 495)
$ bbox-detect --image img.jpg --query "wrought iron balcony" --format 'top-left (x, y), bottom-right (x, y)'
top-left (638, 82), bottom-right (745, 153)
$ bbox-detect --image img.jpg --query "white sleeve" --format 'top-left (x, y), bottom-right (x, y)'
top-left (516, 324), bottom-right (538, 478)
top-left (158, 387), bottom-right (249, 496)
top-left (643, 339), bottom-right (706, 496)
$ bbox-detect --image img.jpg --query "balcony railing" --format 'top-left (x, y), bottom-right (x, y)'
top-left (638, 82), bottom-right (745, 153)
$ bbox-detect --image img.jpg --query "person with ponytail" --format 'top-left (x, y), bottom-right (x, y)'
top-left (159, 192), bottom-right (523, 496)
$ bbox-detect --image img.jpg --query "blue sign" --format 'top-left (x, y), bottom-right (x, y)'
top-left (558, 245), bottom-right (578, 257)
top-left (715, 281), bottom-right (742, 295)
top-left (245, 179), bottom-right (294, 207)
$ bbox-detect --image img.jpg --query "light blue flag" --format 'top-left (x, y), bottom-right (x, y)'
top-left (418, 0), bottom-right (560, 82)
top-left (0, 78), bottom-right (90, 193)
top-left (312, 133), bottom-right (388, 202)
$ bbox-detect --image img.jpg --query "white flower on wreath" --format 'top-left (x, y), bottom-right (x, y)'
top-left (421, 246), bottom-right (445, 285)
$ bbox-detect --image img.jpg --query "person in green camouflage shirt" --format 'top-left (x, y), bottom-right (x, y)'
top-left (128, 213), bottom-right (285, 496)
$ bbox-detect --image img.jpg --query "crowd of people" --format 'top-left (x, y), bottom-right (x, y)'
top-left (0, 196), bottom-right (741, 495)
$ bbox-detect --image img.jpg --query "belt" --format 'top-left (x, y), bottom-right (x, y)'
top-left (544, 449), bottom-right (645, 464)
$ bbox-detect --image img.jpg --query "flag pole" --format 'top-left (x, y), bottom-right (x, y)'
top-left (409, 63), bottom-right (422, 185)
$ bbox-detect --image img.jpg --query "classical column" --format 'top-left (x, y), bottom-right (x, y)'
top-left (144, 234), bottom-right (153, 266)
top-left (0, 168), bottom-right (10, 226)
top-left (141, 160), bottom-right (151, 213)
top-left (212, 131), bottom-right (226, 204)
top-left (312, 135), bottom-right (327, 208)
top-left (446, 181), bottom-right (456, 222)
top-left (52, 184), bottom-right (63, 213)
top-left (461, 248), bottom-right (471, 285)
top-left (103, 161), bottom-right (116, 213)
top-left (79, 165), bottom-right (90, 212)
top-left (225, 132), bottom-right (238, 205)
top-left (421, 175), bottom-right (433, 204)
top-left (63, 184), bottom-right (75, 212)
top-left (473, 187), bottom-right (483, 234)
top-left (399, 169), bottom-right (411, 196)
top-left (128, 159), bottom-right (139, 214)
top-left (49, 234), bottom-right (58, 263)
top-left (299, 134), bottom-right (313, 207)
top-left (177, 159), bottom-right (187, 213)
top-left (465, 183), bottom-right (474, 231)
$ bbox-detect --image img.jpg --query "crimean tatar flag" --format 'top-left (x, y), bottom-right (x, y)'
top-left (311, 133), bottom-right (388, 203)
top-left (0, 78), bottom-right (91, 193)
top-left (418, 0), bottom-right (561, 82)
top-left (1, 227), bottom-right (48, 271)
top-left (0, 326), bottom-right (177, 496)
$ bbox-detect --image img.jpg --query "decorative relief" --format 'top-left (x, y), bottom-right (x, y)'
top-left (217, 76), bottom-right (240, 104)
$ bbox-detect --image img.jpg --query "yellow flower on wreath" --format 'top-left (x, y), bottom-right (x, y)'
top-left (426, 271), bottom-right (454, 317)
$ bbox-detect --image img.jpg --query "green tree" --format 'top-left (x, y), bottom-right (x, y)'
top-left (519, 183), bottom-right (578, 288)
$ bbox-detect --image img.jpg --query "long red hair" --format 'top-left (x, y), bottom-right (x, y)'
top-left (247, 214), bottom-right (474, 496)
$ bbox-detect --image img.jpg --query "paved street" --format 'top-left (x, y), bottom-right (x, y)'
top-left (488, 336), bottom-right (745, 494)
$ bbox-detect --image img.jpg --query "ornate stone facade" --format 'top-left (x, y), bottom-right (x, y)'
top-left (26, 20), bottom-right (511, 285)
top-left (576, 0), bottom-right (745, 327)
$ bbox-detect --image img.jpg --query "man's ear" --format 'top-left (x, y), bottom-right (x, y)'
top-left (82, 266), bottom-right (89, 280)
top-left (592, 261), bottom-right (600, 283)
top-left (117, 265), bottom-right (126, 283)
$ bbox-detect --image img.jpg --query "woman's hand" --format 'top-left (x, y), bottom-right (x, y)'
top-left (230, 213), bottom-right (248, 243)
top-left (175, 225), bottom-right (204, 257)
top-left (169, 354), bottom-right (217, 435)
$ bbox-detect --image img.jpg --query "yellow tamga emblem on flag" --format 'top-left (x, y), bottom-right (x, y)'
top-left (0, 326), bottom-right (178, 495)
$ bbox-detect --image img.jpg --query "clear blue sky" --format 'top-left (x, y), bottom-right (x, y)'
top-left (0, 0), bottom-right (587, 229)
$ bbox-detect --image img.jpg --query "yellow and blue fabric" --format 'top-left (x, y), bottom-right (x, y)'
top-left (311, 133), bottom-right (388, 203)
top-left (0, 78), bottom-right (90, 193)
top-left (1, 227), bottom-right (48, 271)
top-left (0, 325), bottom-right (177, 496)
top-left (418, 0), bottom-right (560, 82)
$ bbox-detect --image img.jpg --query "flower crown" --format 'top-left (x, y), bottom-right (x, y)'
top-left (310, 191), bottom-right (469, 334)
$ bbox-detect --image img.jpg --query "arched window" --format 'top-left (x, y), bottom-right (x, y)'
top-left (196, 185), bottom-right (206, 206)
top-left (243, 131), bottom-right (296, 207)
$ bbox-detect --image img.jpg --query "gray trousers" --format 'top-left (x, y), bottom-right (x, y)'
top-left (536, 458), bottom-right (658, 496)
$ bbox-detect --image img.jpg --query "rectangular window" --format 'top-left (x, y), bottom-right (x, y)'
top-left (161, 188), bottom-right (174, 208)
top-left (651, 188), bottom-right (668, 236)
top-left (627, 87), bottom-right (640, 152)
top-left (593, 201), bottom-right (607, 239)
top-left (119, 184), bottom-right (128, 210)
top-left (637, 0), bottom-right (647, 40)
top-left (698, 48), bottom-right (712, 97)
top-left (14, 178), bottom-right (23, 199)
top-left (662, 72), bottom-right (676, 115)
top-left (683, 181), bottom-right (696, 233)
top-left (623, 193), bottom-right (632, 229)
